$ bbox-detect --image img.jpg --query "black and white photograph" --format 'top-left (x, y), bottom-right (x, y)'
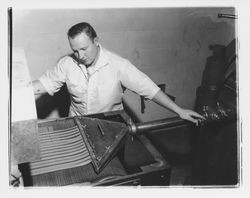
top-left (1, 0), bottom-right (250, 197)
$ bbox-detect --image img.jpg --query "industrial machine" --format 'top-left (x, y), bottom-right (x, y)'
top-left (12, 110), bottom-right (172, 186)
top-left (11, 105), bottom-right (236, 187)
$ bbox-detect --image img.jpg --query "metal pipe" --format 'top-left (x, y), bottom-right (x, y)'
top-left (129, 117), bottom-right (188, 135)
top-left (129, 113), bottom-right (237, 135)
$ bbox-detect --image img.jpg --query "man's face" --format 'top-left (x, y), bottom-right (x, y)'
top-left (68, 32), bottom-right (99, 67)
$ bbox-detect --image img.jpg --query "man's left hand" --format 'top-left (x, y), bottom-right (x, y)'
top-left (178, 109), bottom-right (205, 126)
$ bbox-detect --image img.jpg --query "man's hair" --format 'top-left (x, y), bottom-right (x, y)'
top-left (67, 22), bottom-right (97, 41)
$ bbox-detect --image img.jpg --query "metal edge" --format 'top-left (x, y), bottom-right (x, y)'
top-left (73, 116), bottom-right (99, 173)
top-left (95, 127), bottom-right (129, 174)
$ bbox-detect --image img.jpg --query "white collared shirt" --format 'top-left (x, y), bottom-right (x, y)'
top-left (39, 45), bottom-right (160, 116)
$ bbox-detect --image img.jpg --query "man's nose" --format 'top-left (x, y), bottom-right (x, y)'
top-left (77, 50), bottom-right (86, 59)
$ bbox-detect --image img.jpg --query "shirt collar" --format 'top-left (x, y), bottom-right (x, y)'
top-left (91, 44), bottom-right (109, 71)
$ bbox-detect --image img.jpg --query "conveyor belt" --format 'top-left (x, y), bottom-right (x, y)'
top-left (29, 125), bottom-right (91, 176)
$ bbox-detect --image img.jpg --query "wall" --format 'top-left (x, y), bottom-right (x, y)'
top-left (13, 7), bottom-right (235, 122)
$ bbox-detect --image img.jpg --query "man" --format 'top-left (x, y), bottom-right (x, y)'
top-left (32, 22), bottom-right (204, 124)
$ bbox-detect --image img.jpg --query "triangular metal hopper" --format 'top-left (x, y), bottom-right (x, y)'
top-left (74, 116), bottom-right (129, 174)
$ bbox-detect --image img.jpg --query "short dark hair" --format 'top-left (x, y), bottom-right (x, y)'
top-left (67, 22), bottom-right (97, 41)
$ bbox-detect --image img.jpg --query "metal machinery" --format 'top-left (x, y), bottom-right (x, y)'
top-left (191, 38), bottom-right (238, 186)
top-left (12, 111), bottom-right (171, 186)
top-left (11, 103), bottom-right (236, 186)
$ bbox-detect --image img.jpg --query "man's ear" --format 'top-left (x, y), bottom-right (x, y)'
top-left (93, 37), bottom-right (99, 46)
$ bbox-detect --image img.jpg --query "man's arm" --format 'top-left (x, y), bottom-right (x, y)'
top-left (152, 90), bottom-right (205, 125)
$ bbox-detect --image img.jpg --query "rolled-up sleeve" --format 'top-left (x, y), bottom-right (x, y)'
top-left (39, 58), bottom-right (67, 96)
top-left (119, 60), bottom-right (160, 100)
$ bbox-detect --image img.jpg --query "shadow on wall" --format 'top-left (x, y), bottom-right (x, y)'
top-left (35, 85), bottom-right (71, 119)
